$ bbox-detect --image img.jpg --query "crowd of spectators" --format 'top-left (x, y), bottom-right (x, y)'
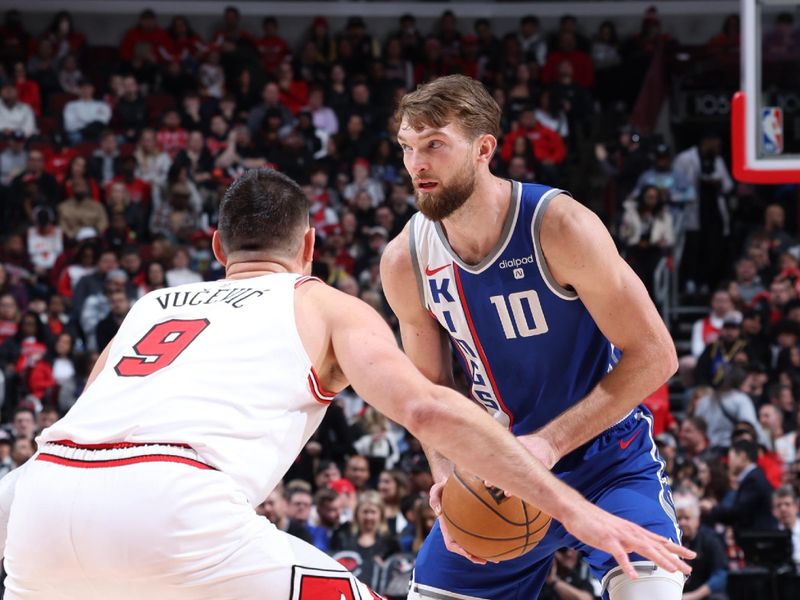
top-left (1, 5), bottom-right (800, 598)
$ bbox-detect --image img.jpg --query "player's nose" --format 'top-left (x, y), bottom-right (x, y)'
top-left (407, 151), bottom-right (429, 174)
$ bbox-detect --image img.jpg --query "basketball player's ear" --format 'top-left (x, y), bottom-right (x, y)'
top-left (302, 227), bottom-right (315, 270)
top-left (476, 134), bottom-right (497, 164)
top-left (211, 231), bottom-right (227, 267)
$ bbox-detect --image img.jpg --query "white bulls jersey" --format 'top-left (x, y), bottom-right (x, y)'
top-left (39, 273), bottom-right (335, 506)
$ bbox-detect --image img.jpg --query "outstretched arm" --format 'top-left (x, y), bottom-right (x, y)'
top-left (310, 283), bottom-right (693, 579)
top-left (528, 194), bottom-right (678, 464)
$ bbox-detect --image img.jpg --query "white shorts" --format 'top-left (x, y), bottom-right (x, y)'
top-left (4, 444), bottom-right (381, 600)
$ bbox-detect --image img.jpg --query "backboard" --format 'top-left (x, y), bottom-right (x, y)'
top-left (732, 0), bottom-right (800, 183)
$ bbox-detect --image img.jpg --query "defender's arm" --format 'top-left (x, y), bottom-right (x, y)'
top-left (307, 282), bottom-right (692, 579)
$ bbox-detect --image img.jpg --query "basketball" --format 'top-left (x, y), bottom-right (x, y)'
top-left (441, 468), bottom-right (551, 562)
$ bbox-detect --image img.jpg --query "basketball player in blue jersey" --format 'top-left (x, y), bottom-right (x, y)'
top-left (381, 75), bottom-right (685, 600)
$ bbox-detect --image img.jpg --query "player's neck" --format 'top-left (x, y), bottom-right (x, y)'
top-left (440, 176), bottom-right (511, 265)
top-left (224, 259), bottom-right (299, 280)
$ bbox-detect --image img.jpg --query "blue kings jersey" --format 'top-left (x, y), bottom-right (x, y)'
top-left (409, 181), bottom-right (621, 435)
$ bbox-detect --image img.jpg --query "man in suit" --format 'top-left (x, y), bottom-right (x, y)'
top-left (705, 440), bottom-right (777, 532)
top-left (773, 485), bottom-right (800, 566)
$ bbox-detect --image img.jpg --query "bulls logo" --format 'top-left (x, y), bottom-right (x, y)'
top-left (332, 550), bottom-right (363, 578)
top-left (291, 566), bottom-right (385, 600)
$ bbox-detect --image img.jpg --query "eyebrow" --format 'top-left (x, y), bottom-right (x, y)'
top-left (396, 130), bottom-right (446, 144)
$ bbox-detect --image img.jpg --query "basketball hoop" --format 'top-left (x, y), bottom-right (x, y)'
top-left (731, 0), bottom-right (800, 184)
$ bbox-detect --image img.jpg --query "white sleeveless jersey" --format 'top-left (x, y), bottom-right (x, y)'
top-left (39, 273), bottom-right (335, 505)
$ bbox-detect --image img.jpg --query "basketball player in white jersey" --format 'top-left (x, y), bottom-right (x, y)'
top-left (0, 169), bottom-right (691, 599)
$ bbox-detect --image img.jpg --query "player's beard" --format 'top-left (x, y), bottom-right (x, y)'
top-left (415, 161), bottom-right (476, 222)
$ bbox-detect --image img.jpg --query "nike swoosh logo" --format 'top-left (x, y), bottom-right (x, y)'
top-left (425, 264), bottom-right (449, 276)
top-left (619, 429), bottom-right (642, 450)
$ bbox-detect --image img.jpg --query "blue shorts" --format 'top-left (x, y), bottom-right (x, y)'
top-left (412, 407), bottom-right (680, 600)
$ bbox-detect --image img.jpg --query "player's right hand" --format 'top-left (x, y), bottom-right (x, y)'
top-left (563, 503), bottom-right (695, 580)
top-left (429, 479), bottom-right (491, 565)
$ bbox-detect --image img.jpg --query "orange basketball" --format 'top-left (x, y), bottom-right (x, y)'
top-left (441, 468), bottom-right (551, 562)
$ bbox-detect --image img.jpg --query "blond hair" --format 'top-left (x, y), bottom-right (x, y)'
top-left (395, 75), bottom-right (501, 139)
top-left (352, 490), bottom-right (389, 536)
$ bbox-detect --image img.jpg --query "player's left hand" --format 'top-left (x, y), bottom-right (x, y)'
top-left (562, 503), bottom-right (695, 580)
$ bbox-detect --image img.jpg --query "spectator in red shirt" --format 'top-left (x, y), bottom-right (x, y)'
top-left (120, 8), bottom-right (173, 64)
top-left (166, 16), bottom-right (206, 66)
top-left (43, 139), bottom-right (78, 186)
top-left (500, 109), bottom-right (566, 175)
top-left (209, 6), bottom-right (256, 55)
top-left (156, 109), bottom-right (189, 159)
top-left (414, 37), bottom-right (463, 84)
top-left (541, 31), bottom-right (594, 87)
top-left (626, 6), bottom-right (675, 60)
top-left (707, 14), bottom-right (740, 64)
top-left (42, 11), bottom-right (86, 61)
top-left (63, 155), bottom-right (100, 202)
top-left (108, 155), bottom-right (151, 209)
top-left (258, 17), bottom-right (290, 75)
top-left (54, 238), bottom-right (98, 300)
top-left (277, 62), bottom-right (309, 115)
top-left (13, 62), bottom-right (41, 118)
top-left (42, 294), bottom-right (72, 341)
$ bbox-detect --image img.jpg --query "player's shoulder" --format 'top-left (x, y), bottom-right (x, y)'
top-left (539, 192), bottom-right (603, 244)
top-left (380, 220), bottom-right (416, 282)
top-left (294, 275), bottom-right (356, 311)
top-left (295, 275), bottom-right (383, 335)
top-left (538, 192), bottom-right (620, 286)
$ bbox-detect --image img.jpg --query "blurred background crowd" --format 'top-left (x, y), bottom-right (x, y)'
top-left (0, 3), bottom-right (799, 598)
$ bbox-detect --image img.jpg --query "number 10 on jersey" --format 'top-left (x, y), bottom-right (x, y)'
top-left (489, 291), bottom-right (548, 339)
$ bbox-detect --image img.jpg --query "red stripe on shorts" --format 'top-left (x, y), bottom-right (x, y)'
top-left (36, 452), bottom-right (215, 470)
top-left (49, 439), bottom-right (193, 450)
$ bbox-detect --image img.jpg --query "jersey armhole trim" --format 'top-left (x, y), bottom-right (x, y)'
top-left (295, 275), bottom-right (323, 288)
top-left (308, 367), bottom-right (336, 404)
top-left (408, 214), bottom-right (427, 308)
top-left (532, 189), bottom-right (579, 301)
top-left (290, 273), bottom-right (334, 406)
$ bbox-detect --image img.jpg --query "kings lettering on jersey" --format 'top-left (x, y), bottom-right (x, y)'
top-left (411, 181), bottom-right (619, 436)
top-left (426, 266), bottom-right (508, 427)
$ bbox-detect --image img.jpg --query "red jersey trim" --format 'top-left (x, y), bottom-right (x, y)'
top-left (37, 453), bottom-right (214, 470)
top-left (308, 367), bottom-right (336, 404)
